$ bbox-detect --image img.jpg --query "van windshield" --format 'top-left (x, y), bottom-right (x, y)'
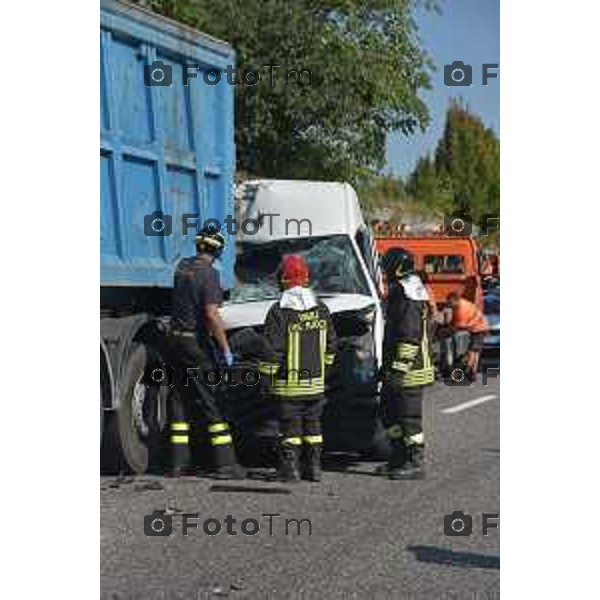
top-left (229, 235), bottom-right (370, 303)
top-left (424, 254), bottom-right (466, 275)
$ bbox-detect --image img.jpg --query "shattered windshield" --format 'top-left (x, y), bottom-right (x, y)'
top-left (229, 235), bottom-right (370, 303)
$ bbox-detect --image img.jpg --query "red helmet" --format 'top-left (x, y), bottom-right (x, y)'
top-left (280, 255), bottom-right (310, 288)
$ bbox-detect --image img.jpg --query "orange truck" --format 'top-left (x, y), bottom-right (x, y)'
top-left (374, 233), bottom-right (484, 312)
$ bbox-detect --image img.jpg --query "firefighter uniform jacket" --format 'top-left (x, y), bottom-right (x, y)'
top-left (383, 274), bottom-right (435, 388)
top-left (260, 287), bottom-right (337, 400)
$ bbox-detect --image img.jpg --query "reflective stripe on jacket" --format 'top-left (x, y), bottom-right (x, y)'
top-left (389, 308), bottom-right (435, 387)
top-left (383, 281), bottom-right (434, 389)
top-left (262, 300), bottom-right (337, 400)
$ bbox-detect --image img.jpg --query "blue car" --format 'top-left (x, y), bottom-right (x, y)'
top-left (484, 290), bottom-right (500, 348)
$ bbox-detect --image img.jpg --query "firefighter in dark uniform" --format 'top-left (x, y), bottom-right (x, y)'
top-left (259, 255), bottom-right (337, 482)
top-left (167, 225), bottom-right (244, 479)
top-left (379, 249), bottom-right (435, 479)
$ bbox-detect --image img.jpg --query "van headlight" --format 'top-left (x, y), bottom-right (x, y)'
top-left (360, 307), bottom-right (376, 324)
top-left (331, 305), bottom-right (378, 385)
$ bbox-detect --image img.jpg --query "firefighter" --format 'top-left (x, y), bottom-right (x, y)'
top-left (166, 224), bottom-right (245, 479)
top-left (259, 255), bottom-right (337, 482)
top-left (379, 249), bottom-right (435, 480)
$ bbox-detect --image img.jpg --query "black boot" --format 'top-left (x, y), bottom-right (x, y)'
top-left (303, 444), bottom-right (322, 482)
top-left (168, 465), bottom-right (185, 478)
top-left (169, 445), bottom-right (191, 477)
top-left (277, 444), bottom-right (300, 482)
top-left (212, 444), bottom-right (246, 480)
top-left (388, 445), bottom-right (425, 480)
top-left (379, 438), bottom-right (408, 478)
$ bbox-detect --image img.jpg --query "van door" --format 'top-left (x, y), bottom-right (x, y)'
top-left (355, 226), bottom-right (383, 296)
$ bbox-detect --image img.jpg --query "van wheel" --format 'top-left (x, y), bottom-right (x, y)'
top-left (114, 343), bottom-right (168, 474)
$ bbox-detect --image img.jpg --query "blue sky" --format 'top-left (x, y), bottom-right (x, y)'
top-left (385, 0), bottom-right (500, 178)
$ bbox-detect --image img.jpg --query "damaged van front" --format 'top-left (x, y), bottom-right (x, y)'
top-left (221, 180), bottom-right (387, 456)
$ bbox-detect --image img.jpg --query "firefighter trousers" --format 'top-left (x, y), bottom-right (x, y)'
top-left (278, 397), bottom-right (324, 446)
top-left (166, 335), bottom-right (237, 469)
top-left (380, 383), bottom-right (424, 444)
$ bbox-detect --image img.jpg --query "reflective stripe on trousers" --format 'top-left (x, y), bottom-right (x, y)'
top-left (208, 422), bottom-right (232, 446)
top-left (170, 421), bottom-right (190, 445)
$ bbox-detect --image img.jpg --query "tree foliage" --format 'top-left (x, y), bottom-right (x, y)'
top-left (406, 101), bottom-right (499, 221)
top-left (137, 0), bottom-right (434, 182)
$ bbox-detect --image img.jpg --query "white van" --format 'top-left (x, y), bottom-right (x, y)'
top-left (221, 179), bottom-right (388, 456)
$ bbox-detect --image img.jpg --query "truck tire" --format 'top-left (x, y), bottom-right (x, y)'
top-left (112, 343), bottom-right (168, 474)
top-left (100, 345), bottom-right (110, 443)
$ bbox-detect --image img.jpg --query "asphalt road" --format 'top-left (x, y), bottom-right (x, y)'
top-left (101, 370), bottom-right (500, 600)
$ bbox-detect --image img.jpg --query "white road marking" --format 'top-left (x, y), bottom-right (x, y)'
top-left (441, 394), bottom-right (498, 414)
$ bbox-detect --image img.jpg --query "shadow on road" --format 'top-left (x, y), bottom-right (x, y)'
top-left (482, 448), bottom-right (500, 458)
top-left (209, 483), bottom-right (292, 494)
top-left (407, 545), bottom-right (500, 570)
top-left (322, 453), bottom-right (383, 477)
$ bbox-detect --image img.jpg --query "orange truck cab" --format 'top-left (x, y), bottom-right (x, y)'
top-left (375, 234), bottom-right (484, 312)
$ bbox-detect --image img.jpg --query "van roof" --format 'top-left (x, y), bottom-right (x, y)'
top-left (236, 179), bottom-right (365, 243)
top-left (376, 236), bottom-right (479, 253)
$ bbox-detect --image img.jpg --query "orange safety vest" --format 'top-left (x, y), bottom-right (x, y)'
top-left (452, 298), bottom-right (488, 334)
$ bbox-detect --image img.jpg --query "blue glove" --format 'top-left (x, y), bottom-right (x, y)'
top-left (223, 349), bottom-right (234, 367)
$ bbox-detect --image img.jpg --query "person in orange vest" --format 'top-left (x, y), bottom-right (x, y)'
top-left (447, 291), bottom-right (489, 382)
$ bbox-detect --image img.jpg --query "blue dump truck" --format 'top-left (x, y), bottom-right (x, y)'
top-left (100, 0), bottom-right (235, 473)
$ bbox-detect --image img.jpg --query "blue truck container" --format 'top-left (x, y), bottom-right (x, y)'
top-left (100, 0), bottom-right (235, 473)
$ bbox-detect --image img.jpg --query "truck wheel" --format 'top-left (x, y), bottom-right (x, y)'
top-left (100, 345), bottom-right (111, 445)
top-left (114, 343), bottom-right (168, 474)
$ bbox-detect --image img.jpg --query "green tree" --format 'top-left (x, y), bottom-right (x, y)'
top-left (434, 101), bottom-right (500, 220)
top-left (405, 155), bottom-right (453, 212)
top-left (358, 173), bottom-right (408, 213)
top-left (138, 0), bottom-right (435, 182)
